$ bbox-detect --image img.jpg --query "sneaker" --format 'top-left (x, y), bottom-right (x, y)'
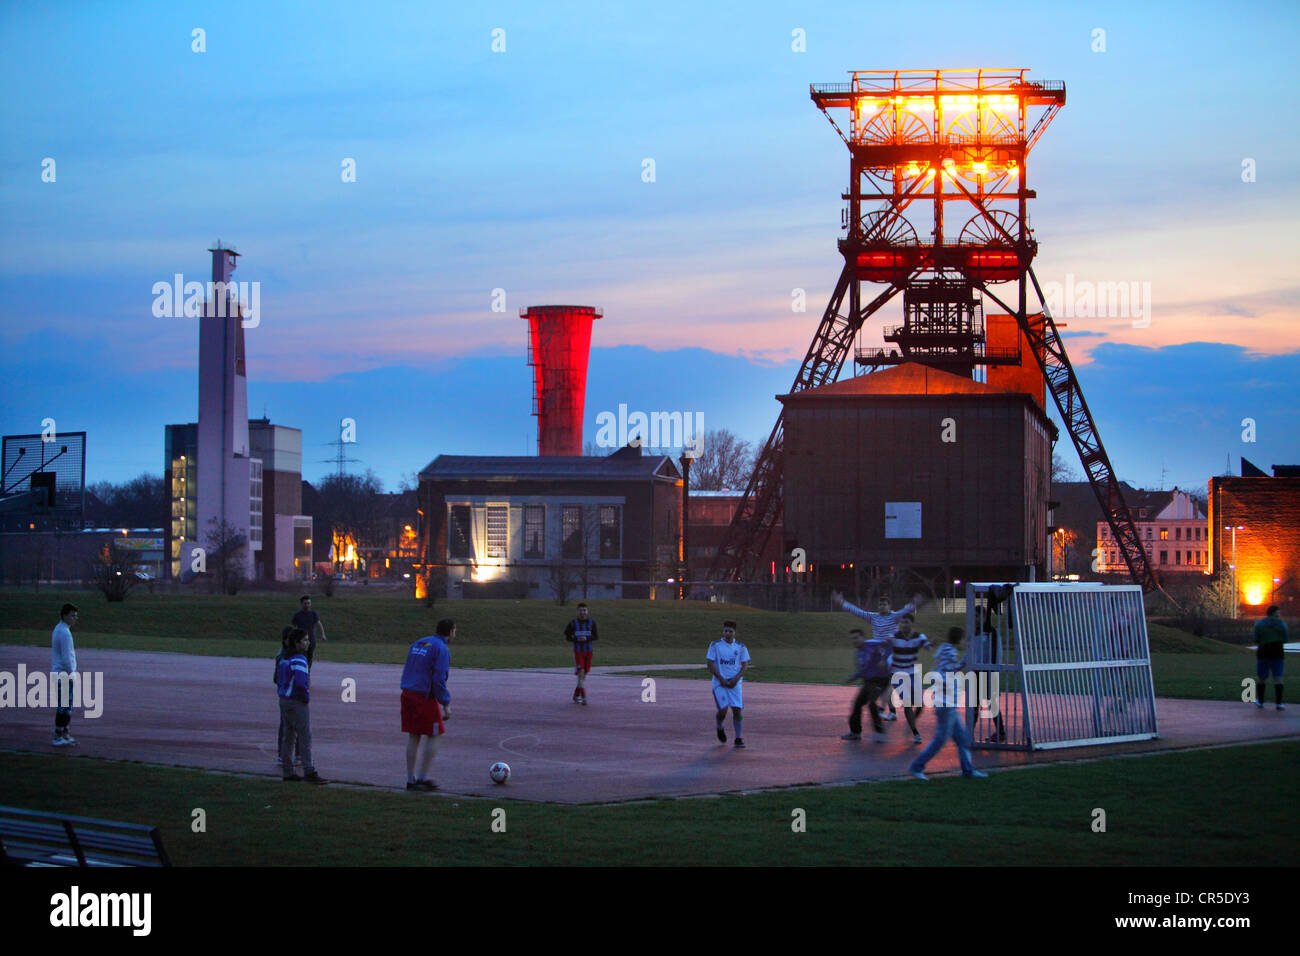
top-left (1255, 700), bottom-right (1265, 709)
top-left (734, 738), bottom-right (745, 748)
top-left (62, 735), bottom-right (77, 745)
top-left (840, 732), bottom-right (862, 741)
top-left (52, 736), bottom-right (70, 747)
top-left (873, 729), bottom-right (886, 739)
top-left (884, 713), bottom-right (898, 722)
top-left (910, 769), bottom-right (928, 781)
top-left (303, 772), bottom-right (326, 785)
top-left (283, 774), bottom-right (304, 782)
top-left (1278, 703), bottom-right (1286, 711)
top-left (964, 770), bottom-right (989, 779)
top-left (716, 726), bottom-right (727, 743)
top-left (578, 696), bottom-right (587, 706)
top-left (913, 733), bottom-right (922, 744)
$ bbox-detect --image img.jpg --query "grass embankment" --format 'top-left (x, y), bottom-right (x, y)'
top-left (0, 744), bottom-right (1294, 866)
top-left (0, 590), bottom-right (1256, 700)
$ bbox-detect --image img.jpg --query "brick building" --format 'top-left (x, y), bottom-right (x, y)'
top-left (1209, 461), bottom-right (1300, 615)
top-left (416, 445), bottom-right (682, 600)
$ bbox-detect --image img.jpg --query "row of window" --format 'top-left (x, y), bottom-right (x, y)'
top-left (1104, 549), bottom-right (1205, 567)
top-left (1101, 525), bottom-right (1204, 542)
top-left (449, 504), bottom-right (622, 561)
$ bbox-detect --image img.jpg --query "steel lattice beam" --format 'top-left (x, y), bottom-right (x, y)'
top-left (978, 274), bottom-right (1163, 594)
top-left (707, 266), bottom-right (911, 581)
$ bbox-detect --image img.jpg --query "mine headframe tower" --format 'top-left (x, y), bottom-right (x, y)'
top-left (708, 69), bottom-right (1162, 594)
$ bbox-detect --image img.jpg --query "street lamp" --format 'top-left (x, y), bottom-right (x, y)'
top-left (1224, 525), bottom-right (1244, 619)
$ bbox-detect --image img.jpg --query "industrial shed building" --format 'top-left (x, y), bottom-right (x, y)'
top-left (779, 362), bottom-right (1053, 591)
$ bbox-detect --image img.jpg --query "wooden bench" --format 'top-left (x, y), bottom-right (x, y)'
top-left (0, 805), bottom-right (171, 867)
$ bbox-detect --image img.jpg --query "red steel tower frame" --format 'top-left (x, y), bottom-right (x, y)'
top-left (709, 69), bottom-right (1162, 593)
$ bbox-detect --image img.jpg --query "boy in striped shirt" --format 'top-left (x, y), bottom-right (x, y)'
top-left (831, 590), bottom-right (925, 721)
top-left (909, 626), bottom-right (987, 781)
top-left (889, 614), bottom-right (933, 744)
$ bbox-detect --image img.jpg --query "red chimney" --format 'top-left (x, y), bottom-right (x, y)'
top-left (521, 305), bottom-right (601, 456)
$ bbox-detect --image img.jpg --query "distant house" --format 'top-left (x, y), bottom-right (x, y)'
top-left (415, 445), bottom-right (682, 600)
top-left (1095, 487), bottom-right (1208, 576)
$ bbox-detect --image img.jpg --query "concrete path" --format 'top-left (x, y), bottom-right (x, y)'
top-left (2, 645), bottom-right (1295, 805)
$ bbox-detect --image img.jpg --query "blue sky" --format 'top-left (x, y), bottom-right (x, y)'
top-left (2, 0), bottom-right (1297, 490)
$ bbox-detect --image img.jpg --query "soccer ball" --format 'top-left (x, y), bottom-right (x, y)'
top-left (489, 761), bottom-right (511, 784)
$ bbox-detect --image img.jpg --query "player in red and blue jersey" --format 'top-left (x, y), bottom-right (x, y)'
top-left (400, 619), bottom-right (453, 791)
top-left (565, 603), bottom-right (598, 705)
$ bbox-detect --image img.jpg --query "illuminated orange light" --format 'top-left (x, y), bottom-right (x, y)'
top-left (1243, 583), bottom-right (1268, 605)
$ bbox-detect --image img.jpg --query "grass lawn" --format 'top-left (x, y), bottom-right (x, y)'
top-left (0, 590), bottom-right (1258, 700)
top-left (1, 743), bottom-right (1294, 866)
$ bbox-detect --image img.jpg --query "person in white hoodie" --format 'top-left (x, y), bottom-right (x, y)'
top-left (51, 603), bottom-right (79, 747)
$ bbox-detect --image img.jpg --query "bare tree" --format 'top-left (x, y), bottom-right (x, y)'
top-left (203, 517), bottom-right (248, 595)
top-left (548, 558), bottom-right (576, 605)
top-left (86, 541), bottom-right (142, 602)
top-left (1052, 450), bottom-right (1081, 484)
top-left (87, 473), bottom-right (166, 529)
top-left (690, 428), bottom-right (756, 491)
top-left (314, 470), bottom-right (388, 574)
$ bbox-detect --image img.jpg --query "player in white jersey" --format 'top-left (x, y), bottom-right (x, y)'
top-left (706, 620), bottom-right (751, 748)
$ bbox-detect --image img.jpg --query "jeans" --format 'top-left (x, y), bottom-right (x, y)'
top-left (849, 679), bottom-right (888, 734)
top-left (909, 706), bottom-right (974, 775)
top-left (279, 697), bottom-right (315, 775)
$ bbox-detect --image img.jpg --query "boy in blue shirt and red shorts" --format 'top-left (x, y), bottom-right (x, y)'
top-left (400, 618), bottom-right (453, 791)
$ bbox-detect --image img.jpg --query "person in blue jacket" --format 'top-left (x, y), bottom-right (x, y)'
top-left (277, 627), bottom-right (325, 783)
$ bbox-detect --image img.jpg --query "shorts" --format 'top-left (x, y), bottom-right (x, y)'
top-left (401, 689), bottom-right (445, 737)
top-left (712, 681), bottom-right (743, 711)
top-left (1257, 658), bottom-right (1284, 681)
top-left (573, 650), bottom-right (593, 673)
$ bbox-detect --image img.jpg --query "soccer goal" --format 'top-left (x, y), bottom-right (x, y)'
top-left (963, 583), bottom-right (1159, 751)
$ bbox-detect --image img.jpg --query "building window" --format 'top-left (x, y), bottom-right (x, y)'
top-left (1194, 527), bottom-right (1201, 540)
top-left (1159, 529), bottom-right (1168, 540)
top-left (1160, 551), bottom-right (1168, 565)
top-left (448, 505), bottom-right (472, 560)
top-left (486, 505), bottom-right (508, 558)
top-left (562, 506), bottom-right (583, 559)
top-left (1175, 551), bottom-right (1181, 565)
top-left (524, 505), bottom-right (545, 558)
top-left (1146, 527), bottom-right (1152, 539)
top-left (599, 505), bottom-right (621, 559)
top-left (1175, 527), bottom-right (1181, 540)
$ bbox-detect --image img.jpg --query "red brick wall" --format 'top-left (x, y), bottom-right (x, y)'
top-left (1209, 477), bottom-right (1300, 614)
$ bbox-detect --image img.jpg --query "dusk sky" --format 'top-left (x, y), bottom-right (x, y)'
top-left (2, 1), bottom-right (1297, 494)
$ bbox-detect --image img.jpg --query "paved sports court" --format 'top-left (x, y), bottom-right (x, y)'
top-left (2, 645), bottom-right (1296, 804)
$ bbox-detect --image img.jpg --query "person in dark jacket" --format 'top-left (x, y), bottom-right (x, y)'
top-left (1253, 605), bottom-right (1288, 711)
top-left (841, 628), bottom-right (892, 740)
